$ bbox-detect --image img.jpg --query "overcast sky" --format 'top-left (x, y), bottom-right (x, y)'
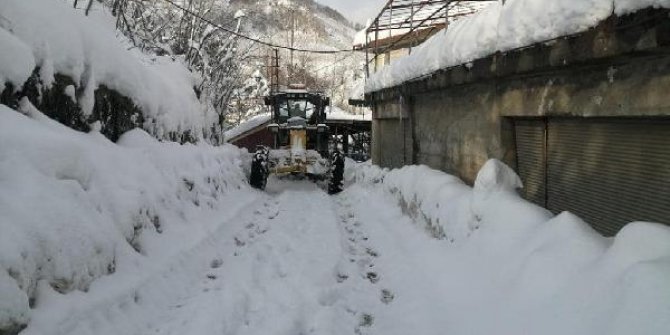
top-left (315, 0), bottom-right (387, 25)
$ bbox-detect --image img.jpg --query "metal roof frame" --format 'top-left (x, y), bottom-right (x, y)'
top-left (362, 1), bottom-right (497, 76)
top-left (366, 0), bottom-right (495, 33)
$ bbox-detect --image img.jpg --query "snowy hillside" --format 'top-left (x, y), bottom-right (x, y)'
top-left (228, 0), bottom-right (365, 114)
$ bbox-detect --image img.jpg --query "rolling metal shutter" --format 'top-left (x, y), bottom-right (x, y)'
top-left (546, 118), bottom-right (670, 236)
top-left (514, 119), bottom-right (547, 207)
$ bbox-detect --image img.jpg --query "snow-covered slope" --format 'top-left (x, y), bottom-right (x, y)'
top-left (0, 100), bottom-right (253, 332)
top-left (0, 0), bottom-right (217, 140)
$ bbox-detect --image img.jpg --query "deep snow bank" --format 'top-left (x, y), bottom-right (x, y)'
top-left (0, 0), bottom-right (217, 140)
top-left (347, 160), bottom-right (670, 334)
top-left (0, 102), bottom-right (250, 331)
top-left (366, 0), bottom-right (670, 92)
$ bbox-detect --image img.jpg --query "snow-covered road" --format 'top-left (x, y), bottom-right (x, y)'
top-left (12, 163), bottom-right (670, 335)
top-left (22, 178), bottom-right (447, 335)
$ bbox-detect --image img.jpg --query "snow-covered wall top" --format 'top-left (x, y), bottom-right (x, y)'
top-left (0, 0), bottom-right (216, 139)
top-left (365, 0), bottom-right (670, 93)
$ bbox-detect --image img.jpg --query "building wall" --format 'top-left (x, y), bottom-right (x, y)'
top-left (230, 127), bottom-right (274, 152)
top-left (373, 48), bottom-right (411, 73)
top-left (370, 9), bottom-right (670, 184)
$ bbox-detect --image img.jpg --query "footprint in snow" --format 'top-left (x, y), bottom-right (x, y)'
top-left (359, 313), bottom-right (374, 327)
top-left (336, 273), bottom-right (349, 283)
top-left (380, 289), bottom-right (394, 304)
top-left (366, 272), bottom-right (379, 284)
top-left (210, 258), bottom-right (223, 269)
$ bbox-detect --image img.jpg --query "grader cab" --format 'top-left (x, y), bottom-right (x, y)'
top-left (249, 86), bottom-right (344, 194)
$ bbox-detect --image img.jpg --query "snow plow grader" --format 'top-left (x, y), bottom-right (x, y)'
top-left (249, 86), bottom-right (344, 194)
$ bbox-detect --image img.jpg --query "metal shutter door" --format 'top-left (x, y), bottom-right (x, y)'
top-left (514, 119), bottom-right (547, 207)
top-left (378, 119), bottom-right (404, 169)
top-left (547, 118), bottom-right (670, 236)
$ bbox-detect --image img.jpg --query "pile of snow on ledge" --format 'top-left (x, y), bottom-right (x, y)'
top-left (347, 159), bottom-right (670, 334)
top-left (0, 0), bottom-right (215, 139)
top-left (0, 102), bottom-right (250, 330)
top-left (365, 0), bottom-right (670, 93)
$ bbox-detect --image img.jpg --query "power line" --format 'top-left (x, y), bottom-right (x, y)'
top-left (160, 0), bottom-right (356, 55)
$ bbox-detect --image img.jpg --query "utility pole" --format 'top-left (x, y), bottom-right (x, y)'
top-left (273, 48), bottom-right (280, 92)
top-left (409, 1), bottom-right (415, 55)
top-left (289, 7), bottom-right (295, 84)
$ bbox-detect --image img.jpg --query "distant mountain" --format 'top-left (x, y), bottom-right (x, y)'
top-left (227, 0), bottom-right (365, 119)
top-left (229, 0), bottom-right (357, 50)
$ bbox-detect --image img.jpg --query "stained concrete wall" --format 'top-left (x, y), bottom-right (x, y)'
top-left (368, 8), bottom-right (670, 184)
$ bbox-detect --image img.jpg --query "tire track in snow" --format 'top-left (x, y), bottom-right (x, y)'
top-left (25, 180), bottom-right (414, 335)
top-left (153, 180), bottom-right (352, 335)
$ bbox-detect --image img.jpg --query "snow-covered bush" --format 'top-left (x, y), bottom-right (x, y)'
top-left (0, 102), bottom-right (250, 331)
top-left (0, 0), bottom-right (220, 142)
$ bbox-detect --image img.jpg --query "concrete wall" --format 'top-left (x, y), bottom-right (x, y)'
top-left (369, 8), bottom-right (670, 184)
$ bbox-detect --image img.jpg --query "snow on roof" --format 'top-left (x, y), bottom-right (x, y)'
top-left (224, 106), bottom-right (370, 142)
top-left (365, 0), bottom-right (670, 93)
top-left (281, 88), bottom-right (310, 94)
top-left (0, 0), bottom-right (212, 139)
top-left (224, 113), bottom-right (272, 141)
top-left (353, 1), bottom-right (494, 48)
top-left (326, 106), bottom-right (371, 122)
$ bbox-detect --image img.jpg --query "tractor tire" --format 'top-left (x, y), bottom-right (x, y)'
top-left (249, 147), bottom-right (269, 190)
top-left (328, 151), bottom-right (344, 194)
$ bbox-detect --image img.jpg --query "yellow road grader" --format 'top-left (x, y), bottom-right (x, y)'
top-left (249, 86), bottom-right (344, 194)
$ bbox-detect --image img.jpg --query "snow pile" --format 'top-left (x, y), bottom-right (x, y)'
top-left (366, 0), bottom-right (670, 92)
top-left (347, 159), bottom-right (670, 334)
top-left (0, 0), bottom-right (216, 139)
top-left (0, 102), bottom-right (250, 331)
